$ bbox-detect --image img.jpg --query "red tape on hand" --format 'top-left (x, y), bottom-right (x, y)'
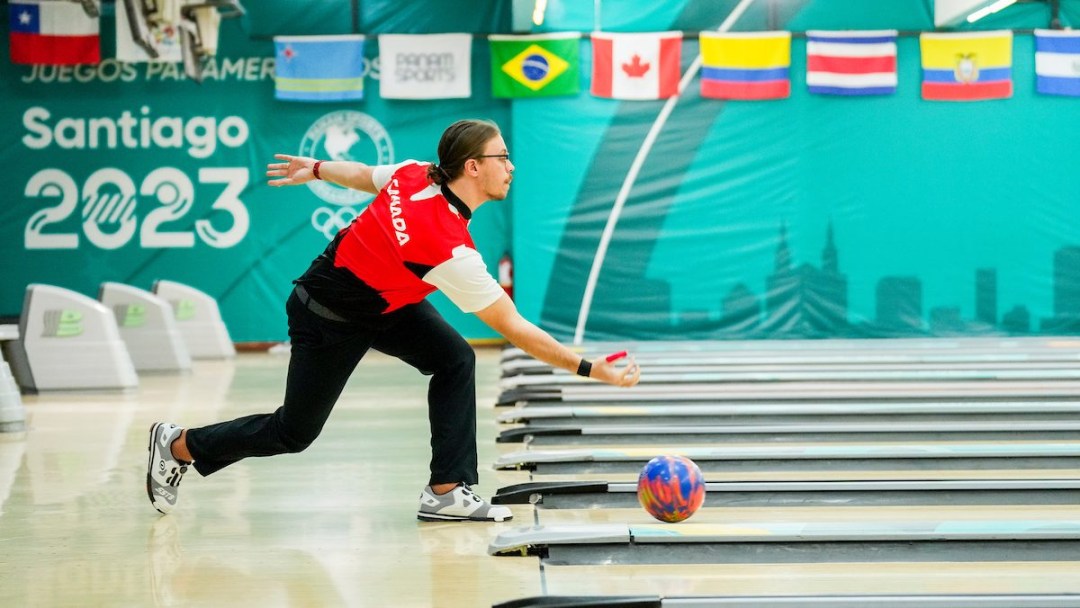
top-left (605, 350), bottom-right (628, 363)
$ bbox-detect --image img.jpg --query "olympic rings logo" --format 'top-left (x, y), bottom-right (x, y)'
top-left (311, 206), bottom-right (359, 240)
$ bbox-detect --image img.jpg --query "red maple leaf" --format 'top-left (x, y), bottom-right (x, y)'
top-left (621, 54), bottom-right (650, 78)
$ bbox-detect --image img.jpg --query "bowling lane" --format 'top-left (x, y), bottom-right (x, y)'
top-left (530, 503), bottom-right (1080, 526)
top-left (502, 468), bottom-right (1080, 483)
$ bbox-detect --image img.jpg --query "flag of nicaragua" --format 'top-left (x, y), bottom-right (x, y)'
top-left (806, 30), bottom-right (898, 96)
top-left (1035, 29), bottom-right (1080, 97)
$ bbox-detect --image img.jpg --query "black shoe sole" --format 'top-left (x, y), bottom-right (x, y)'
top-left (417, 512), bottom-right (512, 523)
top-left (146, 423), bottom-right (168, 515)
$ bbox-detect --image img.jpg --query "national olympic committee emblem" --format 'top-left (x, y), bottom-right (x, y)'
top-left (299, 111), bottom-right (394, 239)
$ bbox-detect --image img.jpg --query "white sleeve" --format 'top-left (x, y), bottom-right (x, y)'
top-left (422, 246), bottom-right (505, 313)
top-left (371, 160), bottom-right (420, 191)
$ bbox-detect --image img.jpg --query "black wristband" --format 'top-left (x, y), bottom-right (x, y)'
top-left (576, 359), bottom-right (592, 378)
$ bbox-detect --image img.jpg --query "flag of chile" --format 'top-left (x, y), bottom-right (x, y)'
top-left (9, 0), bottom-right (100, 65)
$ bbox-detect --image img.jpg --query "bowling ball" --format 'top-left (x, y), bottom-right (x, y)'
top-left (636, 455), bottom-right (705, 523)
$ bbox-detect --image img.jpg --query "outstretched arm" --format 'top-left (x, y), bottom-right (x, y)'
top-left (266, 154), bottom-right (378, 194)
top-left (475, 294), bottom-right (640, 387)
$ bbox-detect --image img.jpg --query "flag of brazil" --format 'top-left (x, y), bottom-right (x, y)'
top-left (490, 33), bottom-right (581, 98)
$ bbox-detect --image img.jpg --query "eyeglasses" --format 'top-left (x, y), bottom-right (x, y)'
top-left (475, 154), bottom-right (511, 164)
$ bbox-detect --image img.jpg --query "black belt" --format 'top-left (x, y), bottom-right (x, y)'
top-left (294, 285), bottom-right (349, 322)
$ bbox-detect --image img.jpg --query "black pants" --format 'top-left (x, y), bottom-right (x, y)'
top-left (185, 290), bottom-right (479, 486)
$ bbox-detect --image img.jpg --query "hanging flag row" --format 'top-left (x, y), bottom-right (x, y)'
top-left (7, 4), bottom-right (1078, 103)
top-left (268, 30), bottom-right (1080, 103)
top-left (516, 29), bottom-right (1079, 102)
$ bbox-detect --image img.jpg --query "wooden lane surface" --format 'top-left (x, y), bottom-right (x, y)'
top-left (532, 503), bottom-right (1080, 526)
top-left (509, 468), bottom-right (1080, 483)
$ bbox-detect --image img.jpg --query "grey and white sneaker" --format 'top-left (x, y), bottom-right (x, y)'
top-left (417, 483), bottom-right (512, 522)
top-left (146, 422), bottom-right (188, 515)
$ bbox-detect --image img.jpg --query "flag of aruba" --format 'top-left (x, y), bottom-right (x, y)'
top-left (274, 35), bottom-right (365, 102)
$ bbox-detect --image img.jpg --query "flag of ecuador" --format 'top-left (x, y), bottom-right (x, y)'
top-left (920, 31), bottom-right (1013, 101)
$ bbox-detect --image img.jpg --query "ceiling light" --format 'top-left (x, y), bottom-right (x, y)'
top-left (966, 0), bottom-right (1017, 23)
top-left (532, 0), bottom-right (548, 26)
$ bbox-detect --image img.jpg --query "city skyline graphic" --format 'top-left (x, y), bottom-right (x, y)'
top-left (667, 223), bottom-right (1080, 339)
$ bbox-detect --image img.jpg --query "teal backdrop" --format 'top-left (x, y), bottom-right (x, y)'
top-left (2, 0), bottom-right (1079, 343)
top-left (511, 0), bottom-right (1080, 341)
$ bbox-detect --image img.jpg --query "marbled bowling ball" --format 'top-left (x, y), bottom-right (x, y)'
top-left (636, 455), bottom-right (705, 523)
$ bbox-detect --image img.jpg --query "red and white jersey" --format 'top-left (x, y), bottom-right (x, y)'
top-left (295, 161), bottom-right (503, 321)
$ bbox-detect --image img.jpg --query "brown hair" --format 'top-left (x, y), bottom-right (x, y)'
top-left (426, 119), bottom-right (501, 185)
